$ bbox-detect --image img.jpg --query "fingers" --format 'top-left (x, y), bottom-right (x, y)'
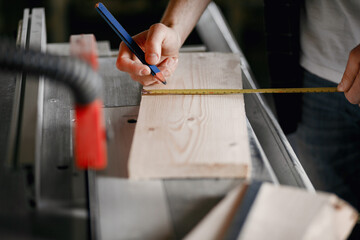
top-left (145, 24), bottom-right (167, 65)
top-left (129, 73), bottom-right (160, 86)
top-left (117, 57), bottom-right (156, 86)
top-left (116, 24), bottom-right (181, 86)
top-left (145, 23), bottom-right (181, 65)
top-left (116, 42), bottom-right (151, 76)
top-left (128, 57), bottom-right (178, 85)
top-left (338, 47), bottom-right (360, 92)
top-left (116, 56), bottom-right (150, 77)
top-left (117, 42), bottom-right (163, 86)
top-left (338, 44), bottom-right (360, 104)
top-left (157, 57), bottom-right (179, 78)
top-left (344, 72), bottom-right (360, 104)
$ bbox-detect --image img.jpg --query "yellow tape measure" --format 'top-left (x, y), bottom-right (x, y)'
top-left (142, 87), bottom-right (339, 95)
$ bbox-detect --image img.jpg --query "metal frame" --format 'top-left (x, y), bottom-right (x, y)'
top-left (6, 9), bottom-right (29, 166)
top-left (17, 9), bottom-right (46, 169)
top-left (1, 9), bottom-right (89, 240)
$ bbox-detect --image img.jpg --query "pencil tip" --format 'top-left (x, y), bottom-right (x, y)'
top-left (154, 72), bottom-right (167, 85)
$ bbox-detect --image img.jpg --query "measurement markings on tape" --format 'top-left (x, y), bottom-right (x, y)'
top-left (142, 87), bottom-right (339, 95)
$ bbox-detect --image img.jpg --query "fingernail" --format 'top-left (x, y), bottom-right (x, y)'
top-left (140, 68), bottom-right (149, 76)
top-left (338, 82), bottom-right (344, 91)
top-left (148, 53), bottom-right (158, 63)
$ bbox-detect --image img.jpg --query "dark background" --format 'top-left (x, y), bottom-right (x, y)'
top-left (0, 0), bottom-right (269, 87)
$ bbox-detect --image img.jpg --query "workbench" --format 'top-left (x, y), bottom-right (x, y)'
top-left (0, 4), bottom-right (314, 239)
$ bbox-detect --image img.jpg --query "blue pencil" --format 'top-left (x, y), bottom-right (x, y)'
top-left (95, 2), bottom-right (166, 85)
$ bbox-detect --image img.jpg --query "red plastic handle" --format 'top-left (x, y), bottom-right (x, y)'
top-left (70, 34), bottom-right (107, 170)
top-left (75, 100), bottom-right (107, 169)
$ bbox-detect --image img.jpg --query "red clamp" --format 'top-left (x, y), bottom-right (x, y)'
top-left (70, 34), bottom-right (107, 170)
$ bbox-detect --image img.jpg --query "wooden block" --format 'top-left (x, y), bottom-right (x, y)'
top-left (128, 52), bottom-right (251, 179)
top-left (185, 183), bottom-right (358, 240)
top-left (238, 184), bottom-right (358, 240)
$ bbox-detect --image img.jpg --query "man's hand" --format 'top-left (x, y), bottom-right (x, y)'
top-left (338, 44), bottom-right (360, 105)
top-left (116, 23), bottom-right (181, 86)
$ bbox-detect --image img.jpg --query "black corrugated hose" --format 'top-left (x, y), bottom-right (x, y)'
top-left (0, 38), bottom-right (102, 105)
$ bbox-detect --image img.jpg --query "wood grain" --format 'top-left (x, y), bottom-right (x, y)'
top-left (128, 52), bottom-right (251, 179)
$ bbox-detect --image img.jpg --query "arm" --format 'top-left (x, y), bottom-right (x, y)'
top-left (161, 0), bottom-right (211, 46)
top-left (116, 0), bottom-right (211, 85)
top-left (338, 44), bottom-right (360, 105)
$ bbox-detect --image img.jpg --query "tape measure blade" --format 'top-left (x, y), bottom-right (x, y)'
top-left (142, 87), bottom-right (338, 95)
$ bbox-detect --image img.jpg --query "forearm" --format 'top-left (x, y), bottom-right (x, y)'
top-left (161, 0), bottom-right (211, 45)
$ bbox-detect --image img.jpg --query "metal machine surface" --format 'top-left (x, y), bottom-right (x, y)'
top-left (0, 3), bottom-right (313, 239)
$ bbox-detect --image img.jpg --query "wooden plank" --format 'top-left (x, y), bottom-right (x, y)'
top-left (186, 183), bottom-right (358, 240)
top-left (129, 52), bottom-right (251, 179)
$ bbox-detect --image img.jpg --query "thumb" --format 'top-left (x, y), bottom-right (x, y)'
top-left (145, 23), bottom-right (168, 65)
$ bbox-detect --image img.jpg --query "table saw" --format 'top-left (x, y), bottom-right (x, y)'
top-left (0, 3), bottom-right (314, 239)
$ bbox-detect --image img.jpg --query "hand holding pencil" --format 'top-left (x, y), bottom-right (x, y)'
top-left (96, 2), bottom-right (180, 86)
top-left (96, 0), bottom-right (211, 86)
top-left (116, 23), bottom-right (181, 86)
